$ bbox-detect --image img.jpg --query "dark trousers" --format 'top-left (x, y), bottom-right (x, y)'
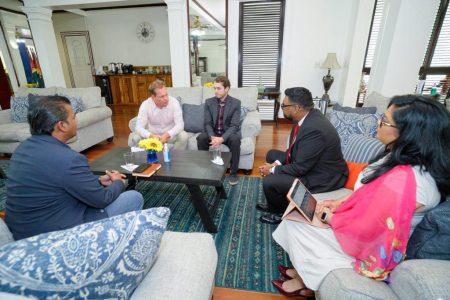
top-left (197, 132), bottom-right (241, 175)
top-left (263, 149), bottom-right (296, 213)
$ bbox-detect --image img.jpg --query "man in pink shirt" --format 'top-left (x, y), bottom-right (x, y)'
top-left (132, 80), bottom-right (188, 149)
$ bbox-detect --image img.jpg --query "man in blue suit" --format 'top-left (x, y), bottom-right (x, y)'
top-left (5, 96), bottom-right (143, 240)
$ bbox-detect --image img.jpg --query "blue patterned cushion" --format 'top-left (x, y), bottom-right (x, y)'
top-left (57, 94), bottom-right (85, 114)
top-left (329, 110), bottom-right (379, 151)
top-left (10, 96), bottom-right (29, 123)
top-left (0, 207), bottom-right (170, 299)
top-left (343, 134), bottom-right (385, 164)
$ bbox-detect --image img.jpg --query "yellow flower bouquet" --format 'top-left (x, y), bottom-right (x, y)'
top-left (139, 138), bottom-right (163, 163)
top-left (138, 138), bottom-right (163, 152)
top-left (204, 81), bottom-right (214, 88)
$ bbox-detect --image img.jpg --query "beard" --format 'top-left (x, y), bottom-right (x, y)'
top-left (283, 112), bottom-right (292, 121)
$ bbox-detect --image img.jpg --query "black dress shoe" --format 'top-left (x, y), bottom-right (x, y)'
top-left (255, 203), bottom-right (270, 212)
top-left (260, 213), bottom-right (283, 224)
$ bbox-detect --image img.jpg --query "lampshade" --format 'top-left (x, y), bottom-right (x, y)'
top-left (320, 53), bottom-right (341, 70)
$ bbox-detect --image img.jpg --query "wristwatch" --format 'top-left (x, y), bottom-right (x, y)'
top-left (320, 211), bottom-right (328, 223)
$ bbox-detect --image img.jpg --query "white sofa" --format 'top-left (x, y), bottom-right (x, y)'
top-left (0, 218), bottom-right (218, 300)
top-left (128, 86), bottom-right (261, 173)
top-left (0, 87), bottom-right (114, 154)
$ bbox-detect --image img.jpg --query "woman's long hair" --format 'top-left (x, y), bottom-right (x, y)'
top-left (361, 94), bottom-right (450, 200)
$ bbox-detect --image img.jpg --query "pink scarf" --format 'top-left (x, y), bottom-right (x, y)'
top-left (331, 165), bottom-right (416, 280)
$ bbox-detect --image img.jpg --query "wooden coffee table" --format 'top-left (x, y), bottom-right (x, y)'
top-left (89, 148), bottom-right (231, 233)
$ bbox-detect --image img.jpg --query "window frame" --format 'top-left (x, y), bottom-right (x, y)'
top-left (237, 0), bottom-right (285, 91)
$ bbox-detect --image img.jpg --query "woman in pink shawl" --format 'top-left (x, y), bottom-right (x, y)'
top-left (271, 95), bottom-right (450, 298)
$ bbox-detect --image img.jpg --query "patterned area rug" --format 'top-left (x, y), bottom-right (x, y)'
top-left (0, 160), bottom-right (289, 293)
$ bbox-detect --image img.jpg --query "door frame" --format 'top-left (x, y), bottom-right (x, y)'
top-left (60, 31), bottom-right (95, 87)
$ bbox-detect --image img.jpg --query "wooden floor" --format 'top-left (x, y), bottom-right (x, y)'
top-left (83, 105), bottom-right (292, 299)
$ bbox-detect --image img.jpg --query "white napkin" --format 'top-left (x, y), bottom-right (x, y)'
top-left (121, 164), bottom-right (139, 172)
top-left (131, 147), bottom-right (145, 152)
top-left (211, 157), bottom-right (224, 166)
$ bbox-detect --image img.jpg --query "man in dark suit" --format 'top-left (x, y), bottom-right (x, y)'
top-left (5, 96), bottom-right (143, 240)
top-left (197, 76), bottom-right (241, 185)
top-left (257, 87), bottom-right (348, 224)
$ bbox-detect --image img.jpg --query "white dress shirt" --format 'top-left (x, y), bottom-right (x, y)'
top-left (135, 96), bottom-right (184, 139)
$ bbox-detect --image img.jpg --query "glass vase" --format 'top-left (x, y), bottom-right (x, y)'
top-left (147, 150), bottom-right (158, 163)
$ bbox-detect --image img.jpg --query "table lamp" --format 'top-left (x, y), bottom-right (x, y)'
top-left (320, 53), bottom-right (341, 103)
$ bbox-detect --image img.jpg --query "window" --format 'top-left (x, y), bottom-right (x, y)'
top-left (238, 0), bottom-right (284, 90)
top-left (357, 0), bottom-right (385, 105)
top-left (418, 0), bottom-right (450, 103)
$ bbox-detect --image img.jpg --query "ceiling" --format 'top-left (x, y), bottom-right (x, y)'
top-left (0, 0), bottom-right (166, 13)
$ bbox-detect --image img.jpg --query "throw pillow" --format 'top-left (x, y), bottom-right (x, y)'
top-left (406, 200), bottom-right (450, 260)
top-left (363, 91), bottom-right (389, 113)
top-left (10, 96), bottom-right (29, 123)
top-left (329, 110), bottom-right (379, 151)
top-left (182, 103), bottom-right (204, 133)
top-left (28, 94), bottom-right (47, 110)
top-left (343, 134), bottom-right (385, 164)
top-left (0, 207), bottom-right (170, 299)
top-left (240, 106), bottom-right (250, 123)
top-left (344, 161), bottom-right (368, 190)
top-left (333, 103), bottom-right (377, 114)
top-left (57, 94), bottom-right (85, 114)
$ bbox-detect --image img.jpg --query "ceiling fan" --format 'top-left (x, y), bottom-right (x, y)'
top-left (190, 16), bottom-right (211, 36)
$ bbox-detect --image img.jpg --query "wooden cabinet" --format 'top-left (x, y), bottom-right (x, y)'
top-left (109, 74), bottom-right (173, 105)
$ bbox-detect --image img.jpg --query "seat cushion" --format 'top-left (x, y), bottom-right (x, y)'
top-left (317, 268), bottom-right (399, 299)
top-left (76, 106), bottom-right (112, 129)
top-left (0, 123), bottom-right (30, 142)
top-left (389, 260), bottom-right (450, 299)
top-left (0, 208), bottom-right (170, 299)
top-left (130, 231), bottom-right (217, 300)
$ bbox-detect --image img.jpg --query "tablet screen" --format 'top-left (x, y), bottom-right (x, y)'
top-left (291, 180), bottom-right (317, 221)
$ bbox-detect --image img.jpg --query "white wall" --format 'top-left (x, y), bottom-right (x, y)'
top-left (279, 0), bottom-right (357, 103)
top-left (86, 7), bottom-right (171, 68)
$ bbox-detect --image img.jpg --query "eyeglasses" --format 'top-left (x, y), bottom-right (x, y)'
top-left (281, 103), bottom-right (296, 109)
top-left (379, 116), bottom-right (397, 128)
